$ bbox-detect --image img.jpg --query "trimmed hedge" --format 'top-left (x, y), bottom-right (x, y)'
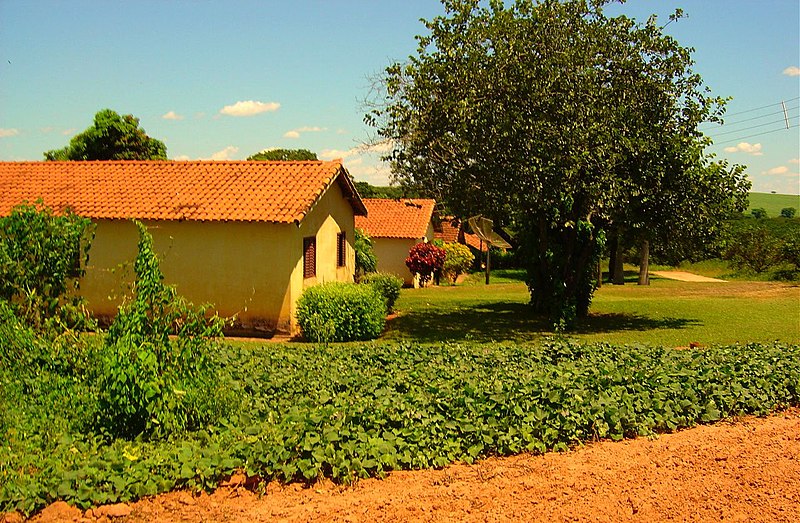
top-left (296, 282), bottom-right (386, 342)
top-left (361, 272), bottom-right (403, 312)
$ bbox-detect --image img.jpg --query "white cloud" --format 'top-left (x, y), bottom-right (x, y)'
top-left (162, 111), bottom-right (184, 120)
top-left (283, 126), bottom-right (325, 139)
top-left (789, 158), bottom-right (800, 165)
top-left (783, 66), bottom-right (800, 77)
top-left (62, 128), bottom-right (77, 136)
top-left (171, 146), bottom-right (240, 161)
top-left (766, 165), bottom-right (789, 175)
top-left (219, 100), bottom-right (280, 117)
top-left (723, 142), bottom-right (763, 156)
top-left (320, 147), bottom-right (359, 160)
top-left (209, 146), bottom-right (239, 160)
top-left (0, 128), bottom-right (19, 138)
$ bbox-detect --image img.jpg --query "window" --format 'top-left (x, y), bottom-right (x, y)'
top-left (336, 231), bottom-right (346, 267)
top-left (303, 236), bottom-right (316, 278)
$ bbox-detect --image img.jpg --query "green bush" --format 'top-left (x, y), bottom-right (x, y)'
top-left (781, 207), bottom-right (796, 219)
top-left (354, 228), bottom-right (377, 282)
top-left (751, 207), bottom-right (767, 219)
top-left (95, 221), bottom-right (232, 440)
top-left (0, 202), bottom-right (94, 333)
top-left (296, 282), bottom-right (386, 342)
top-left (362, 272), bottom-right (403, 312)
top-left (440, 242), bottom-right (474, 283)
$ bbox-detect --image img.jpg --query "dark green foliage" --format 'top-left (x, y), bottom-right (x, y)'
top-left (247, 149), bottom-right (317, 161)
top-left (780, 207), bottom-right (796, 219)
top-left (354, 181), bottom-right (419, 199)
top-left (724, 226), bottom-right (781, 273)
top-left (296, 282), bottom-right (386, 342)
top-left (369, 0), bottom-right (748, 327)
top-left (2, 340), bottom-right (797, 515)
top-left (95, 221), bottom-right (231, 440)
top-left (751, 207), bottom-right (768, 219)
top-left (361, 272), bottom-right (403, 312)
top-left (0, 202), bottom-right (94, 333)
top-left (44, 109), bottom-right (167, 161)
top-left (354, 228), bottom-right (377, 281)
top-left (722, 218), bottom-right (800, 277)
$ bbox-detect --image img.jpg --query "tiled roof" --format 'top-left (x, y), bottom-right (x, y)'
top-left (433, 217), bottom-right (461, 243)
top-left (0, 160), bottom-right (366, 223)
top-left (355, 198), bottom-right (435, 239)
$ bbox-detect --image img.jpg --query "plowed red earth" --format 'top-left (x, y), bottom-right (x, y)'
top-left (19, 408), bottom-right (800, 522)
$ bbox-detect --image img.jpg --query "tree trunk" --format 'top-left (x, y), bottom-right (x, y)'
top-left (612, 233), bottom-right (625, 285)
top-left (485, 247), bottom-right (491, 285)
top-left (607, 230), bottom-right (617, 283)
top-left (638, 239), bottom-right (650, 285)
top-left (596, 259), bottom-right (602, 288)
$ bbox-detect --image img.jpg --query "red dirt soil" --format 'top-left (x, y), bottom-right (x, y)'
top-left (17, 408), bottom-right (800, 523)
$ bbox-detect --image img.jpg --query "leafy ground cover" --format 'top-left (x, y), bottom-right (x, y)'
top-left (2, 339), bottom-right (798, 516)
top-left (386, 270), bottom-right (799, 346)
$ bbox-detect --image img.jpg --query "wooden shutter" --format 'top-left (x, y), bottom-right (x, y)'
top-left (336, 231), bottom-right (346, 267)
top-left (303, 236), bottom-right (316, 278)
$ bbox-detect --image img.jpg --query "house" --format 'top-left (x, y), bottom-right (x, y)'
top-left (0, 160), bottom-right (367, 335)
top-left (355, 198), bottom-right (436, 286)
top-left (433, 216), bottom-right (487, 253)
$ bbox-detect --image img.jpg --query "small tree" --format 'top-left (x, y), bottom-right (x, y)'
top-left (247, 148), bottom-right (317, 161)
top-left (780, 207), bottom-right (796, 219)
top-left (405, 242), bottom-right (445, 286)
top-left (354, 228), bottom-right (377, 281)
top-left (441, 241), bottom-right (474, 283)
top-left (751, 208), bottom-right (768, 219)
top-left (724, 226), bottom-right (781, 273)
top-left (96, 221), bottom-right (230, 439)
top-left (44, 109), bottom-right (167, 161)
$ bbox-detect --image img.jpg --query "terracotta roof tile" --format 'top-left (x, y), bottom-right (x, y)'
top-left (0, 160), bottom-right (366, 223)
top-left (433, 217), bottom-right (461, 243)
top-left (355, 198), bottom-right (435, 239)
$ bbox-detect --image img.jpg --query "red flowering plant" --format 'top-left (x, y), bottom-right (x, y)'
top-left (405, 242), bottom-right (446, 286)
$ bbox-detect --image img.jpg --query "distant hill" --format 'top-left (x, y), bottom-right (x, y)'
top-left (746, 192), bottom-right (799, 217)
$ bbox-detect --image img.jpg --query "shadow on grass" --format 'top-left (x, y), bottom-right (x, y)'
top-left (387, 301), bottom-right (702, 343)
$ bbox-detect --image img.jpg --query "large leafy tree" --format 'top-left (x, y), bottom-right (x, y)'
top-left (369, 0), bottom-right (748, 327)
top-left (44, 109), bottom-right (167, 161)
top-left (247, 149), bottom-right (318, 161)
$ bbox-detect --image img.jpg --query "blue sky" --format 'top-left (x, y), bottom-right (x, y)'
top-left (1, 0), bottom-right (798, 195)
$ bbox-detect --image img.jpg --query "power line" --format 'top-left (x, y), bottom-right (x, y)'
top-left (714, 122), bottom-right (800, 146)
top-left (719, 96), bottom-right (799, 119)
top-left (707, 113), bottom-right (799, 138)
top-left (705, 105), bottom-right (799, 130)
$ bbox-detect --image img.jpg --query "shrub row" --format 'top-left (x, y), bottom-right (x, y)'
top-left (2, 340), bottom-right (798, 516)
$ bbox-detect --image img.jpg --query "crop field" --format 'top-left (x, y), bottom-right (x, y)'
top-left (2, 272), bottom-right (800, 517)
top-left (746, 191), bottom-right (799, 216)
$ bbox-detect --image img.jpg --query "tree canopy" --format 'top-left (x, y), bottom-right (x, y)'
top-left (247, 149), bottom-right (318, 161)
top-left (368, 0), bottom-right (749, 327)
top-left (44, 109), bottom-right (167, 161)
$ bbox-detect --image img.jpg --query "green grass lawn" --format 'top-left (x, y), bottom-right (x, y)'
top-left (747, 192), bottom-right (799, 216)
top-left (382, 269), bottom-right (800, 346)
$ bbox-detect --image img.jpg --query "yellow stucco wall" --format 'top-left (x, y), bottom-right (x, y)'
top-left (372, 221), bottom-right (434, 287)
top-left (79, 180), bottom-right (356, 335)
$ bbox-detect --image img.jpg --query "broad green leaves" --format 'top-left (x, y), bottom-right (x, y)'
top-left (2, 339), bottom-right (798, 516)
